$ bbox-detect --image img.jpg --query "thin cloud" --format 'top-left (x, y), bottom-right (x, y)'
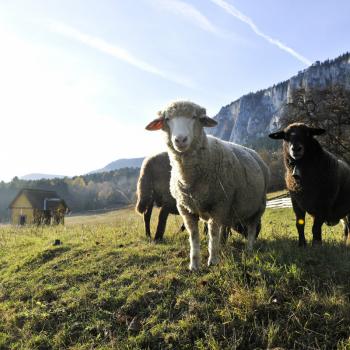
top-left (49, 20), bottom-right (195, 88)
top-left (153, 0), bottom-right (221, 35)
top-left (209, 0), bottom-right (312, 66)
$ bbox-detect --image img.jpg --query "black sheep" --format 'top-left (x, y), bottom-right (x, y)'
top-left (269, 123), bottom-right (350, 246)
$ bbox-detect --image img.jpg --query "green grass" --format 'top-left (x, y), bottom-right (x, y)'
top-left (266, 189), bottom-right (289, 200)
top-left (1, 207), bottom-right (350, 349)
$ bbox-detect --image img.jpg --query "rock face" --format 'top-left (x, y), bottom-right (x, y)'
top-left (210, 53), bottom-right (350, 145)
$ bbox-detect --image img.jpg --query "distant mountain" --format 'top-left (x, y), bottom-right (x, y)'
top-left (18, 158), bottom-right (145, 181)
top-left (20, 173), bottom-right (66, 181)
top-left (210, 52), bottom-right (350, 146)
top-left (90, 157), bottom-right (144, 174)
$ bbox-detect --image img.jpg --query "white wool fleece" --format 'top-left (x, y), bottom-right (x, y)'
top-left (149, 101), bottom-right (269, 270)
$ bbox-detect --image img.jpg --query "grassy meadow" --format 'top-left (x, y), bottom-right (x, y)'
top-left (1, 205), bottom-right (350, 349)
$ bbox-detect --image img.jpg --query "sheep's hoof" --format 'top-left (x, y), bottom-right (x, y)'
top-left (246, 245), bottom-right (254, 253)
top-left (189, 264), bottom-right (200, 271)
top-left (207, 256), bottom-right (220, 267)
top-left (298, 241), bottom-right (307, 247)
top-left (189, 258), bottom-right (200, 271)
top-left (312, 240), bottom-right (322, 247)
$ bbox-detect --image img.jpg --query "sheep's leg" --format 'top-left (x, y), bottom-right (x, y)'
top-left (179, 207), bottom-right (200, 271)
top-left (237, 220), bottom-right (260, 243)
top-left (312, 217), bottom-right (324, 246)
top-left (255, 220), bottom-right (261, 239)
top-left (234, 223), bottom-right (247, 238)
top-left (292, 198), bottom-right (306, 246)
top-left (144, 205), bottom-right (153, 239)
top-left (220, 226), bottom-right (230, 244)
top-left (208, 221), bottom-right (221, 266)
top-left (342, 215), bottom-right (350, 245)
top-left (154, 207), bottom-right (170, 241)
top-left (247, 222), bottom-right (258, 251)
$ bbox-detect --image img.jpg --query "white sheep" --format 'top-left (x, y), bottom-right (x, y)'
top-left (145, 101), bottom-right (269, 270)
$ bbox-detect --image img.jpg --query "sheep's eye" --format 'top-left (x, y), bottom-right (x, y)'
top-left (164, 117), bottom-right (169, 122)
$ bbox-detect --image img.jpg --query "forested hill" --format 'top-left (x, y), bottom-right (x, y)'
top-left (0, 167), bottom-right (140, 222)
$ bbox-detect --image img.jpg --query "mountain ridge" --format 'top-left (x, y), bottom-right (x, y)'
top-left (88, 157), bottom-right (144, 174)
top-left (210, 52), bottom-right (350, 145)
top-left (20, 173), bottom-right (66, 181)
top-left (16, 158), bottom-right (145, 182)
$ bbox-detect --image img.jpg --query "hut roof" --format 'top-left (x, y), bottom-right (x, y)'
top-left (9, 188), bottom-right (68, 210)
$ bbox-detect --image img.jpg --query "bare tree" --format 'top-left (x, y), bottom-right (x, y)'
top-left (281, 86), bottom-right (350, 163)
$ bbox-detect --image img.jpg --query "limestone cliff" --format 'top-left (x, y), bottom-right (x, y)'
top-left (210, 53), bottom-right (350, 145)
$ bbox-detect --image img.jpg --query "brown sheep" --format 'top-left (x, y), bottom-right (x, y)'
top-left (135, 152), bottom-right (184, 241)
top-left (269, 123), bottom-right (350, 246)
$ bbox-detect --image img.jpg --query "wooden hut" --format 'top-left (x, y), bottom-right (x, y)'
top-left (9, 188), bottom-right (68, 225)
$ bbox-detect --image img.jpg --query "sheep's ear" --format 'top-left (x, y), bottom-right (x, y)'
top-left (200, 116), bottom-right (217, 127)
top-left (145, 117), bottom-right (164, 131)
top-left (268, 131), bottom-right (285, 140)
top-left (308, 127), bottom-right (326, 136)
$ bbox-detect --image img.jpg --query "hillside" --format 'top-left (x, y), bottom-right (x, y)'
top-left (0, 168), bottom-right (140, 222)
top-left (210, 52), bottom-right (350, 146)
top-left (0, 207), bottom-right (350, 349)
top-left (91, 157), bottom-right (144, 174)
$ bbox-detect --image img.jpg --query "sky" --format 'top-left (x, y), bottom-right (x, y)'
top-left (0, 0), bottom-right (349, 181)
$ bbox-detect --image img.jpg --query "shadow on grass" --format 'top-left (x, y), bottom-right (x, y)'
top-left (21, 245), bottom-right (71, 270)
top-left (222, 235), bottom-right (350, 297)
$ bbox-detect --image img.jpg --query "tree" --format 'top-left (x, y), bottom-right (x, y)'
top-left (281, 86), bottom-right (350, 163)
top-left (258, 149), bottom-right (284, 192)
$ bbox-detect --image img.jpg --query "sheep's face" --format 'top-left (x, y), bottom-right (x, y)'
top-left (145, 101), bottom-right (217, 153)
top-left (166, 116), bottom-right (195, 152)
top-left (269, 123), bottom-right (325, 160)
top-left (285, 130), bottom-right (307, 160)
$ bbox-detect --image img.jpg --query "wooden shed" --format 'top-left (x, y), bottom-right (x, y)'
top-left (9, 188), bottom-right (68, 225)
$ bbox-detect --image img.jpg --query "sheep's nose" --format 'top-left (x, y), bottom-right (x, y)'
top-left (292, 145), bottom-right (302, 152)
top-left (175, 136), bottom-right (188, 145)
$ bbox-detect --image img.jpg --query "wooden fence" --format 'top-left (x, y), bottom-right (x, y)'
top-left (266, 196), bottom-right (292, 209)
